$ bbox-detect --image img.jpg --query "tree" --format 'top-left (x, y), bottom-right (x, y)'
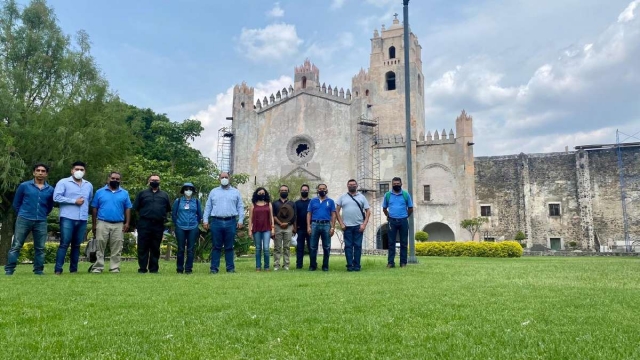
top-left (0, 0), bottom-right (138, 264)
top-left (261, 175), bottom-right (318, 200)
top-left (415, 231), bottom-right (429, 242)
top-left (460, 217), bottom-right (489, 241)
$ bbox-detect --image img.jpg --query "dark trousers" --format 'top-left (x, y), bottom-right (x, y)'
top-left (309, 222), bottom-right (331, 270)
top-left (295, 229), bottom-right (310, 269)
top-left (387, 217), bottom-right (409, 266)
top-left (137, 219), bottom-right (165, 273)
top-left (175, 227), bottom-right (199, 273)
top-left (344, 225), bottom-right (364, 271)
top-left (210, 217), bottom-right (237, 272)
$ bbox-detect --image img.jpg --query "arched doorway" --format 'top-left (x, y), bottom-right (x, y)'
top-left (423, 222), bottom-right (455, 241)
top-left (376, 223), bottom-right (389, 249)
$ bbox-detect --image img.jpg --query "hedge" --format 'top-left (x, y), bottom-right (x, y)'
top-left (415, 241), bottom-right (523, 258)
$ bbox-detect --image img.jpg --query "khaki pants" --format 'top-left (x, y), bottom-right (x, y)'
top-left (94, 220), bottom-right (124, 271)
top-left (273, 226), bottom-right (292, 269)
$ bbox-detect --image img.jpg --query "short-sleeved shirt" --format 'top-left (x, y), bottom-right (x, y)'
top-left (91, 186), bottom-right (132, 223)
top-left (336, 192), bottom-right (370, 227)
top-left (382, 190), bottom-right (414, 219)
top-left (307, 197), bottom-right (336, 221)
top-left (294, 198), bottom-right (311, 229)
top-left (272, 199), bottom-right (296, 225)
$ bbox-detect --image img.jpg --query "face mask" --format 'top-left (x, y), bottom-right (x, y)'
top-left (392, 185), bottom-right (402, 192)
top-left (73, 171), bottom-right (84, 180)
top-left (318, 190), bottom-right (327, 197)
top-left (300, 191), bottom-right (309, 198)
top-left (280, 192), bottom-right (289, 199)
top-left (184, 190), bottom-right (193, 197)
top-left (220, 178), bottom-right (229, 186)
top-left (150, 181), bottom-right (160, 189)
top-left (109, 180), bottom-right (120, 188)
top-left (348, 186), bottom-right (357, 193)
top-left (257, 194), bottom-right (266, 201)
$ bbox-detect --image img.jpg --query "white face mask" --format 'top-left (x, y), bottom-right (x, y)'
top-left (73, 170), bottom-right (84, 180)
top-left (184, 190), bottom-right (193, 197)
top-left (220, 178), bottom-right (229, 186)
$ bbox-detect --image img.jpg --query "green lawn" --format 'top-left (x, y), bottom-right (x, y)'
top-left (1, 256), bottom-right (639, 359)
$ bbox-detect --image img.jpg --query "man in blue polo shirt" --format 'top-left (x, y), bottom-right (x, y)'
top-left (5, 163), bottom-right (54, 275)
top-left (90, 172), bottom-right (132, 273)
top-left (382, 177), bottom-right (414, 268)
top-left (53, 161), bottom-right (93, 274)
top-left (306, 183), bottom-right (336, 271)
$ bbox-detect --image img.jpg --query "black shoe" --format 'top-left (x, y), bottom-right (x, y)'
top-left (34, 272), bottom-right (44, 275)
top-left (5, 271), bottom-right (13, 276)
top-left (308, 267), bottom-right (316, 271)
top-left (210, 270), bottom-right (219, 274)
top-left (138, 269), bottom-right (148, 274)
top-left (185, 271), bottom-right (192, 275)
top-left (227, 269), bottom-right (236, 273)
top-left (177, 270), bottom-right (184, 274)
top-left (322, 268), bottom-right (329, 272)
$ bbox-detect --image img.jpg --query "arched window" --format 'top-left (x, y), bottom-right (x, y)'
top-left (301, 76), bottom-right (307, 89)
top-left (389, 46), bottom-right (396, 59)
top-left (385, 71), bottom-right (396, 91)
top-left (365, 89), bottom-right (370, 96)
top-left (418, 74), bottom-right (422, 94)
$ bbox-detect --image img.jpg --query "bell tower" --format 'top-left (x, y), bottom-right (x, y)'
top-left (352, 15), bottom-right (425, 138)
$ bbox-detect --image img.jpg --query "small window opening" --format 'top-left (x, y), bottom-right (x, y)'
top-left (385, 71), bottom-right (396, 91)
top-left (379, 183), bottom-right (389, 195)
top-left (481, 206), bottom-right (491, 217)
top-left (389, 46), bottom-right (396, 59)
top-left (240, 102), bottom-right (245, 108)
top-left (365, 89), bottom-right (370, 96)
top-left (549, 203), bottom-right (561, 216)
top-left (301, 76), bottom-right (307, 89)
top-left (423, 185), bottom-right (431, 201)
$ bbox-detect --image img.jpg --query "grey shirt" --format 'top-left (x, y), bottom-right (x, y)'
top-left (336, 192), bottom-right (370, 227)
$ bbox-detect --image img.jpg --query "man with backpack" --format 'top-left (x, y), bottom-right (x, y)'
top-left (382, 177), bottom-right (414, 268)
top-left (336, 179), bottom-right (370, 272)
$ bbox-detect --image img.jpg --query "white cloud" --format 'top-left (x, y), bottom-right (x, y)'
top-left (330, 0), bottom-right (346, 10)
top-left (266, 2), bottom-right (285, 18)
top-left (238, 23), bottom-right (302, 62)
top-left (618, 0), bottom-right (638, 22)
top-left (304, 32), bottom-right (354, 62)
top-left (190, 76), bottom-right (293, 162)
top-left (424, 0), bottom-right (640, 155)
top-left (364, 0), bottom-right (396, 8)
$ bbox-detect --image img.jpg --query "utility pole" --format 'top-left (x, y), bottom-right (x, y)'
top-left (403, 0), bottom-right (417, 263)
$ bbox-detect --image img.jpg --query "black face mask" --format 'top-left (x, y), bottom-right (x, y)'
top-left (392, 185), bottom-right (402, 192)
top-left (257, 194), bottom-right (266, 201)
top-left (348, 186), bottom-right (357, 193)
top-left (280, 192), bottom-right (289, 199)
top-left (150, 181), bottom-right (160, 189)
top-left (300, 191), bottom-right (309, 198)
top-left (318, 190), bottom-right (327, 197)
top-left (109, 181), bottom-right (120, 189)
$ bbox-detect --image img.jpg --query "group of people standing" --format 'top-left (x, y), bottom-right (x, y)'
top-left (5, 161), bottom-right (414, 275)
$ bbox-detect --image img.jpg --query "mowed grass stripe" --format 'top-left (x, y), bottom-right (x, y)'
top-left (1, 256), bottom-right (639, 359)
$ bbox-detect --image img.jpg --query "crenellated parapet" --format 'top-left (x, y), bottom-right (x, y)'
top-left (422, 128), bottom-right (456, 144)
top-left (377, 133), bottom-right (407, 148)
top-left (295, 59), bottom-right (319, 75)
top-left (233, 81), bottom-right (255, 110)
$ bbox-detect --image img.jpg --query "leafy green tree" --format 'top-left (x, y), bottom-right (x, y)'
top-left (415, 231), bottom-right (429, 242)
top-left (0, 0), bottom-right (136, 263)
top-left (460, 217), bottom-right (489, 241)
top-left (261, 175), bottom-right (317, 201)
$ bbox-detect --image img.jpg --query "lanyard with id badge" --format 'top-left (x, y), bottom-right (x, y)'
top-left (184, 199), bottom-right (191, 210)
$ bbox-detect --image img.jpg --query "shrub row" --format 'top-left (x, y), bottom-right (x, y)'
top-left (415, 241), bottom-right (523, 258)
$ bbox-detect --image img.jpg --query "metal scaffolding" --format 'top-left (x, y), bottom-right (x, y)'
top-left (217, 127), bottom-right (234, 173)
top-left (357, 115), bottom-right (381, 249)
top-left (616, 129), bottom-right (640, 252)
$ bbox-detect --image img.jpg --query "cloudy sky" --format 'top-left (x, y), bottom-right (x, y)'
top-left (41, 0), bottom-right (640, 160)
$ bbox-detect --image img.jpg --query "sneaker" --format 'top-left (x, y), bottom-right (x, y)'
top-left (284, 266), bottom-right (289, 271)
top-left (386, 264), bottom-right (395, 268)
top-left (273, 267), bottom-right (279, 271)
top-left (109, 268), bottom-right (120, 273)
top-left (91, 269), bottom-right (102, 273)
top-left (256, 268), bottom-right (261, 272)
top-left (34, 272), bottom-right (44, 276)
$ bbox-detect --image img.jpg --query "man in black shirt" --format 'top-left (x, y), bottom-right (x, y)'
top-left (133, 174), bottom-right (171, 273)
top-left (294, 184), bottom-right (311, 269)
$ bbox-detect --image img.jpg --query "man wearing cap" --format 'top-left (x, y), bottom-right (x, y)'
top-left (203, 172), bottom-right (244, 274)
top-left (306, 183), bottom-right (336, 271)
top-left (90, 171), bottom-right (132, 273)
top-left (171, 182), bottom-right (202, 274)
top-left (272, 185), bottom-right (295, 271)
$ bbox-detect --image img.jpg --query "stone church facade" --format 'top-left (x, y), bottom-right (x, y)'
top-left (228, 18), bottom-right (640, 251)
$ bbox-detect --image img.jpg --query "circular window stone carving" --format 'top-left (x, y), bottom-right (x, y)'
top-left (287, 135), bottom-right (315, 165)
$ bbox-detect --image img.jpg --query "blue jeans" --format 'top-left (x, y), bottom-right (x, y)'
top-left (210, 218), bottom-right (236, 272)
top-left (55, 217), bottom-right (88, 273)
top-left (175, 227), bottom-right (199, 273)
top-left (343, 225), bottom-right (363, 271)
top-left (309, 222), bottom-right (331, 270)
top-left (253, 231), bottom-right (271, 269)
top-left (5, 217), bottom-right (48, 274)
top-left (387, 217), bottom-right (408, 266)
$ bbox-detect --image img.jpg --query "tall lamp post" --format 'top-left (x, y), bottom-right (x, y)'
top-left (403, 0), bottom-right (418, 264)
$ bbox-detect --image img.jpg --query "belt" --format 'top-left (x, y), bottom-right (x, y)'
top-left (141, 217), bottom-right (165, 223)
top-left (388, 217), bottom-right (407, 221)
top-left (99, 219), bottom-right (122, 224)
top-left (311, 220), bottom-right (330, 224)
top-left (211, 216), bottom-right (236, 221)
